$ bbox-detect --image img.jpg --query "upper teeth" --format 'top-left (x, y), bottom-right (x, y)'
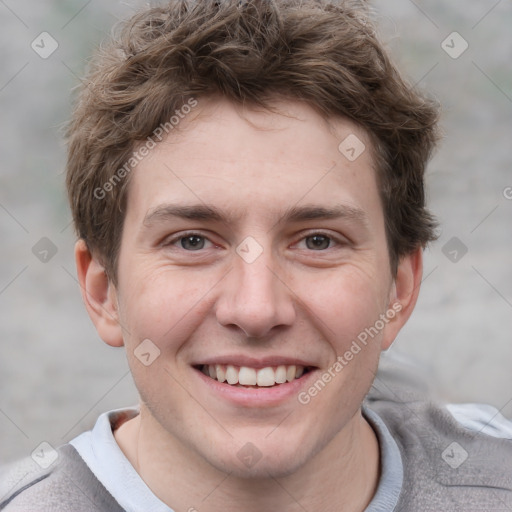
top-left (202, 364), bottom-right (305, 387)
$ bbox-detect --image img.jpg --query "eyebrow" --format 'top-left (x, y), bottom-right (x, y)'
top-left (278, 204), bottom-right (368, 225)
top-left (143, 204), bottom-right (229, 226)
top-left (143, 203), bottom-right (368, 228)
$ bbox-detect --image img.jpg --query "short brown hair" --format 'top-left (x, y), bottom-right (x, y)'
top-left (66, 0), bottom-right (439, 282)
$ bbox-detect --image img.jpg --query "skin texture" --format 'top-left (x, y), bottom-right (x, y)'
top-left (76, 97), bottom-right (422, 512)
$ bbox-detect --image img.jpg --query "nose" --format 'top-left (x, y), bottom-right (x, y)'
top-left (215, 249), bottom-right (296, 338)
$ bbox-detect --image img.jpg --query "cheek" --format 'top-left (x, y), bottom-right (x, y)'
top-left (117, 264), bottom-right (217, 351)
top-left (302, 266), bottom-right (390, 344)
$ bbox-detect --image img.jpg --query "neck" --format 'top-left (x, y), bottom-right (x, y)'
top-left (115, 405), bottom-right (380, 512)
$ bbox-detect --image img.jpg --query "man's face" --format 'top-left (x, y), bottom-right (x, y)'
top-left (111, 97), bottom-right (402, 477)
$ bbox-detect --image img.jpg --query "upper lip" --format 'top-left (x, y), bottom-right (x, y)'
top-left (193, 355), bottom-right (317, 369)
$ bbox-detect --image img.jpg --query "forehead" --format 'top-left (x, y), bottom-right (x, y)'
top-left (125, 96), bottom-right (382, 228)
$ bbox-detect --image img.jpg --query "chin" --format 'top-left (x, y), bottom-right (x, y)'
top-left (202, 430), bottom-right (318, 480)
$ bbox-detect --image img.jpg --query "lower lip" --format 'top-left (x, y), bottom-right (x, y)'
top-left (193, 367), bottom-right (318, 407)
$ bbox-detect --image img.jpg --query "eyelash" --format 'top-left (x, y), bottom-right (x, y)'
top-left (162, 230), bottom-right (348, 252)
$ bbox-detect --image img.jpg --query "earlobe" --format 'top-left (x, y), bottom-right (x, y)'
top-left (75, 239), bottom-right (124, 347)
top-left (381, 248), bottom-right (423, 350)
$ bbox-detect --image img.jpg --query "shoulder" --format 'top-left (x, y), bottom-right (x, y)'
top-left (369, 398), bottom-right (512, 505)
top-left (366, 353), bottom-right (512, 509)
top-left (367, 356), bottom-right (512, 465)
top-left (368, 399), bottom-right (512, 510)
top-left (369, 396), bottom-right (512, 450)
top-left (0, 444), bottom-right (123, 512)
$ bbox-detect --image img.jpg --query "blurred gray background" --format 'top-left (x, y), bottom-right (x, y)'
top-left (1, 0), bottom-right (511, 463)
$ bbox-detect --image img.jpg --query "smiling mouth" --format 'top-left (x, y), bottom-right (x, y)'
top-left (195, 364), bottom-right (313, 388)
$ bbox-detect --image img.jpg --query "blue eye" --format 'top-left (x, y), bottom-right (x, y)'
top-left (162, 232), bottom-right (214, 251)
top-left (305, 234), bottom-right (332, 250)
top-left (297, 232), bottom-right (342, 251)
top-left (179, 235), bottom-right (207, 250)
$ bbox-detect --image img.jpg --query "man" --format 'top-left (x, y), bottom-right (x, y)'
top-left (1, 1), bottom-right (511, 510)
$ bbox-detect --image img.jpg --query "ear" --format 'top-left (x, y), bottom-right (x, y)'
top-left (381, 247), bottom-right (423, 350)
top-left (75, 239), bottom-right (124, 347)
